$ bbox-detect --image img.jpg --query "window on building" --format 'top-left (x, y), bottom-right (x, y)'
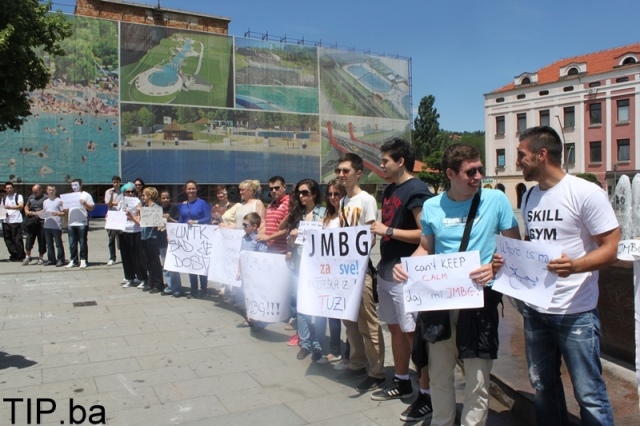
top-left (496, 149), bottom-right (505, 167)
top-left (517, 113), bottom-right (526, 134)
top-left (496, 116), bottom-right (505, 135)
top-left (616, 76), bottom-right (629, 83)
top-left (618, 139), bottom-right (630, 162)
top-left (589, 103), bottom-right (602, 125)
top-left (563, 106), bottom-right (575, 128)
top-left (564, 143), bottom-right (575, 164)
top-left (622, 57), bottom-right (637, 65)
top-left (539, 110), bottom-right (550, 126)
top-left (496, 97), bottom-right (505, 103)
top-left (563, 86), bottom-right (574, 92)
top-left (589, 81), bottom-right (601, 87)
top-left (521, 77), bottom-right (531, 84)
top-left (539, 90), bottom-right (549, 96)
top-left (617, 99), bottom-right (630, 122)
top-left (567, 67), bottom-right (579, 76)
top-left (590, 141), bottom-right (602, 163)
top-left (517, 94), bottom-right (526, 99)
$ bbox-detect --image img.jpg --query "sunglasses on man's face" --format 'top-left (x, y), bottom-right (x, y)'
top-left (461, 166), bottom-right (485, 178)
top-left (334, 168), bottom-right (352, 175)
top-left (269, 186), bottom-right (281, 192)
top-left (242, 223), bottom-right (251, 228)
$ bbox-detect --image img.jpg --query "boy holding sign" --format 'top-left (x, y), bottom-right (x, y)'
top-left (393, 144), bottom-right (520, 426)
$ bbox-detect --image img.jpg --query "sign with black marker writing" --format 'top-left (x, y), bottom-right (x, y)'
top-left (164, 223), bottom-right (214, 275)
top-left (208, 227), bottom-right (243, 287)
top-left (617, 239), bottom-right (640, 261)
top-left (492, 235), bottom-right (561, 308)
top-left (297, 226), bottom-right (371, 321)
top-left (140, 206), bottom-right (164, 227)
top-left (240, 251), bottom-right (291, 323)
top-left (402, 251), bottom-right (483, 312)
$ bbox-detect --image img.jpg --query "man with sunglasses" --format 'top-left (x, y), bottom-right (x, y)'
top-left (369, 138), bottom-right (434, 422)
top-left (257, 176), bottom-right (289, 254)
top-left (393, 143), bottom-right (519, 426)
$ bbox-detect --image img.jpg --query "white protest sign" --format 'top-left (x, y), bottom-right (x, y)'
top-left (295, 220), bottom-right (324, 244)
top-left (617, 239), bottom-right (640, 261)
top-left (492, 236), bottom-right (562, 309)
top-left (140, 206), bottom-right (165, 227)
top-left (298, 226), bottom-right (371, 321)
top-left (0, 205), bottom-right (7, 220)
top-left (60, 192), bottom-right (82, 209)
top-left (208, 227), bottom-right (244, 287)
top-left (402, 251), bottom-right (483, 312)
top-left (240, 251), bottom-right (291, 323)
top-left (164, 223), bottom-right (215, 275)
top-left (37, 210), bottom-right (53, 219)
top-left (123, 196), bottom-right (139, 212)
top-left (104, 210), bottom-right (127, 231)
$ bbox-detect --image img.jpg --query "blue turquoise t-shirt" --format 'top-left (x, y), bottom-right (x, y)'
top-left (421, 189), bottom-right (517, 265)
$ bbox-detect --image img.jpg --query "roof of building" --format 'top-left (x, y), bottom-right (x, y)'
top-left (493, 41), bottom-right (640, 93)
top-left (96, 0), bottom-right (231, 22)
top-left (163, 122), bottom-right (187, 131)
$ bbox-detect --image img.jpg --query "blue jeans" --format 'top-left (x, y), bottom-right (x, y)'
top-left (67, 225), bottom-right (88, 263)
top-left (189, 274), bottom-right (207, 296)
top-left (44, 228), bottom-right (64, 263)
top-left (523, 306), bottom-right (613, 425)
top-left (297, 313), bottom-right (324, 353)
top-left (158, 246), bottom-right (181, 294)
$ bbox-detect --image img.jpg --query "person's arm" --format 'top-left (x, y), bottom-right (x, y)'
top-left (24, 197), bottom-right (33, 216)
top-left (547, 227), bottom-right (620, 278)
top-left (392, 234), bottom-right (433, 282)
top-left (199, 200), bottom-right (211, 225)
top-left (255, 201), bottom-right (266, 233)
top-left (470, 225), bottom-right (521, 285)
top-left (7, 195), bottom-right (24, 210)
top-left (81, 193), bottom-right (95, 212)
top-left (371, 206), bottom-right (423, 244)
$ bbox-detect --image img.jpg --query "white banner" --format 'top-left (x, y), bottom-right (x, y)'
top-left (240, 251), bottom-right (291, 323)
top-left (140, 206), bottom-right (165, 228)
top-left (123, 196), bottom-right (139, 212)
top-left (492, 236), bottom-right (562, 309)
top-left (208, 227), bottom-right (244, 287)
top-left (0, 205), bottom-right (6, 220)
top-left (295, 220), bottom-right (324, 244)
top-left (104, 210), bottom-right (127, 231)
top-left (60, 192), bottom-right (82, 209)
top-left (617, 239), bottom-right (640, 261)
top-left (164, 223), bottom-right (215, 275)
top-left (402, 251), bottom-right (483, 312)
top-left (298, 226), bottom-right (371, 321)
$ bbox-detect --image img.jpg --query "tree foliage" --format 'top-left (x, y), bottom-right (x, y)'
top-left (418, 149), bottom-right (447, 194)
top-left (576, 172), bottom-right (602, 188)
top-left (413, 95), bottom-right (443, 160)
top-left (0, 0), bottom-right (72, 131)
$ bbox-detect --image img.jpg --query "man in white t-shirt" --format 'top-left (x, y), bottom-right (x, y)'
top-left (1, 181), bottom-right (25, 262)
top-left (43, 185), bottom-right (66, 267)
top-left (64, 178), bottom-right (94, 269)
top-left (515, 126), bottom-right (620, 424)
top-left (333, 153), bottom-right (386, 393)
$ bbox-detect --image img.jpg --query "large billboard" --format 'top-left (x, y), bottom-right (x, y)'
top-left (0, 16), bottom-right (411, 185)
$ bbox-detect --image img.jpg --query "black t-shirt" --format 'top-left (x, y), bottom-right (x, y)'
top-left (378, 178), bottom-right (433, 280)
top-left (27, 193), bottom-right (46, 212)
top-left (158, 204), bottom-right (180, 248)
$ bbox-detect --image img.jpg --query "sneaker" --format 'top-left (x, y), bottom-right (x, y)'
top-left (161, 290), bottom-right (173, 296)
top-left (79, 260), bottom-right (87, 269)
top-left (137, 281), bottom-right (146, 289)
top-left (399, 392), bottom-right (433, 422)
top-left (37, 258), bottom-right (44, 265)
top-left (287, 334), bottom-right (299, 346)
top-left (371, 377), bottom-right (413, 401)
top-left (56, 260), bottom-right (64, 267)
top-left (65, 261), bottom-right (77, 268)
top-left (296, 347), bottom-right (311, 360)
top-left (22, 257), bottom-right (31, 266)
top-left (107, 259), bottom-right (115, 266)
top-left (335, 367), bottom-right (367, 382)
top-left (172, 292), bottom-right (183, 298)
top-left (312, 350), bottom-right (323, 362)
top-left (42, 260), bottom-right (52, 266)
top-left (317, 354), bottom-right (342, 365)
top-left (122, 280), bottom-right (134, 288)
top-left (356, 376), bottom-right (385, 392)
top-left (148, 288), bottom-right (160, 294)
top-left (121, 278), bottom-right (129, 284)
top-left (284, 318), bottom-right (297, 331)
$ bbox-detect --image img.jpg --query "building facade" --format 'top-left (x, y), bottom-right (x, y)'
top-left (484, 42), bottom-right (640, 208)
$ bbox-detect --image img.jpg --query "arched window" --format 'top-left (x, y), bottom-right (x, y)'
top-left (521, 77), bottom-right (531, 84)
top-left (622, 57), bottom-right (637, 65)
top-left (567, 67), bottom-right (579, 76)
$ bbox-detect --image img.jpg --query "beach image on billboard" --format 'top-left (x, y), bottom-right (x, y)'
top-left (120, 23), bottom-right (233, 107)
top-left (321, 115), bottom-right (411, 184)
top-left (234, 38), bottom-right (319, 114)
top-left (121, 104), bottom-right (320, 184)
top-left (0, 16), bottom-right (119, 185)
top-left (319, 48), bottom-right (411, 120)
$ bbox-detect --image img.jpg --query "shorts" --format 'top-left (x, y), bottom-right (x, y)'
top-left (377, 275), bottom-right (416, 333)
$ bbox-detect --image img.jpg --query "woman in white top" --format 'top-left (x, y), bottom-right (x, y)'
top-left (233, 179), bottom-right (265, 230)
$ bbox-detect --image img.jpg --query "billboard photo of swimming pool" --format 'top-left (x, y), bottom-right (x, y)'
top-left (120, 104), bottom-right (320, 183)
top-left (234, 38), bottom-right (319, 114)
top-left (319, 48), bottom-right (411, 120)
top-left (120, 23), bottom-right (233, 107)
top-left (320, 115), bottom-right (411, 184)
top-left (0, 16), bottom-right (119, 185)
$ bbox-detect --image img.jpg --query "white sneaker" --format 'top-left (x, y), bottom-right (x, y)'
top-left (122, 281), bottom-right (134, 288)
top-left (107, 260), bottom-right (115, 266)
top-left (121, 278), bottom-right (129, 284)
top-left (136, 281), bottom-right (146, 289)
top-left (65, 261), bottom-right (76, 268)
top-left (79, 260), bottom-right (87, 269)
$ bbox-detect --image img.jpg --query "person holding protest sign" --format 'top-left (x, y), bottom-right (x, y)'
top-left (159, 190), bottom-right (182, 297)
top-left (370, 139), bottom-right (434, 422)
top-left (118, 183), bottom-right (147, 289)
top-left (284, 179), bottom-right (326, 361)
top-left (334, 153), bottom-right (386, 393)
top-left (104, 176), bottom-right (123, 266)
top-left (393, 143), bottom-right (520, 426)
top-left (128, 187), bottom-right (164, 294)
top-left (64, 178), bottom-right (94, 269)
top-left (509, 126), bottom-right (619, 425)
top-left (42, 185), bottom-right (65, 267)
top-left (179, 180), bottom-right (211, 299)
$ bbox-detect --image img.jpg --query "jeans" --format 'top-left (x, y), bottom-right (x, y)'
top-left (297, 313), bottom-right (324, 353)
top-left (67, 225), bottom-right (88, 263)
top-left (328, 318), bottom-right (342, 356)
top-left (523, 306), bottom-right (613, 426)
top-left (107, 229), bottom-right (118, 261)
top-left (2, 222), bottom-right (25, 260)
top-left (189, 274), bottom-right (207, 296)
top-left (158, 246), bottom-right (181, 294)
top-left (44, 228), bottom-right (64, 263)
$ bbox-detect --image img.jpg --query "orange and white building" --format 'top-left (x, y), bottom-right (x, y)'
top-left (484, 42), bottom-right (640, 208)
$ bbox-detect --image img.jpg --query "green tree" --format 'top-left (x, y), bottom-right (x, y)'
top-left (137, 107), bottom-right (155, 129)
top-left (0, 0), bottom-right (71, 131)
top-left (413, 95), bottom-right (443, 160)
top-left (121, 111), bottom-right (139, 136)
top-left (418, 149), bottom-right (447, 194)
top-left (576, 172), bottom-right (602, 187)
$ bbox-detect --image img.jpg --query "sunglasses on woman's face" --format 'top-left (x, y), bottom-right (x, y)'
top-left (298, 190), bottom-right (311, 197)
top-left (327, 192), bottom-right (341, 198)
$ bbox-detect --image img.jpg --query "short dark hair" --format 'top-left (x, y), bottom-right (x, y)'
top-left (4, 181), bottom-right (13, 188)
top-left (244, 212), bottom-right (261, 227)
top-left (134, 178), bottom-right (145, 186)
top-left (111, 176), bottom-right (121, 183)
top-left (380, 138), bottom-right (416, 172)
top-left (268, 176), bottom-right (285, 186)
top-left (72, 178), bottom-right (82, 185)
top-left (338, 152), bottom-right (364, 172)
top-left (519, 126), bottom-right (563, 165)
top-left (442, 144), bottom-right (480, 175)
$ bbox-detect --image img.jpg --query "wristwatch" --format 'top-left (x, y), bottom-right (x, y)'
top-left (386, 227), bottom-right (394, 237)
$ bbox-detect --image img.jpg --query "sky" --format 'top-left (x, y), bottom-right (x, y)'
top-left (53, 0), bottom-right (640, 132)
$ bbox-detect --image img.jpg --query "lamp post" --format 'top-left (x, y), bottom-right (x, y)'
top-left (555, 115), bottom-right (569, 173)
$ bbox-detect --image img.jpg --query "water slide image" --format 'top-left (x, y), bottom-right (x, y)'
top-left (234, 38), bottom-right (319, 113)
top-left (120, 23), bottom-right (233, 107)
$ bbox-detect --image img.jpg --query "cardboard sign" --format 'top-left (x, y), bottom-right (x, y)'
top-left (617, 239), bottom-right (640, 261)
top-left (140, 206), bottom-right (165, 227)
top-left (240, 251), bottom-right (291, 323)
top-left (105, 210), bottom-right (127, 231)
top-left (208, 227), bottom-right (244, 287)
top-left (60, 192), bottom-right (82, 209)
top-left (164, 223), bottom-right (215, 276)
top-left (294, 220), bottom-right (324, 244)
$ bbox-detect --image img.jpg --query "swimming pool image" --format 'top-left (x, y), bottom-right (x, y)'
top-left (235, 85), bottom-right (319, 113)
top-left (345, 64), bottom-right (392, 93)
